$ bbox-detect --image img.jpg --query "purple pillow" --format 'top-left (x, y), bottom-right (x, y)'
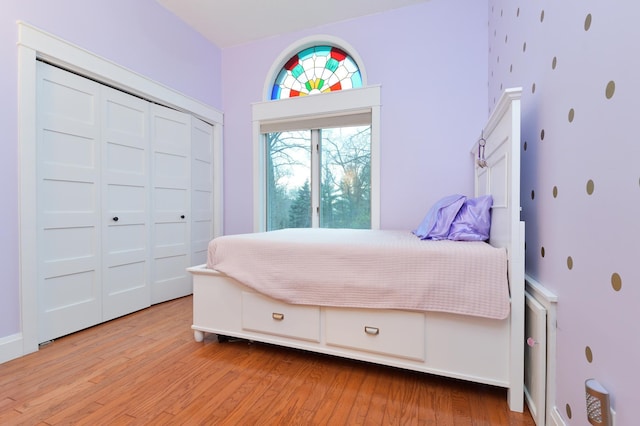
top-left (413, 194), bottom-right (466, 240)
top-left (448, 195), bottom-right (493, 241)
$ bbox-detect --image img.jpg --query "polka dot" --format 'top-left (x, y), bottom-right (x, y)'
top-left (510, 64), bottom-right (513, 73)
top-left (568, 108), bottom-right (575, 123)
top-left (566, 404), bottom-right (573, 419)
top-left (585, 13), bottom-right (592, 31)
top-left (605, 80), bottom-right (615, 99)
top-left (541, 246), bottom-right (545, 258)
top-left (524, 141), bottom-right (528, 151)
top-left (517, 8), bottom-right (520, 17)
top-left (531, 190), bottom-right (535, 200)
top-left (552, 56), bottom-right (557, 70)
top-left (585, 346), bottom-right (593, 363)
top-left (611, 273), bottom-right (622, 291)
top-left (532, 83), bottom-right (536, 93)
top-left (523, 42), bottom-right (527, 52)
top-left (567, 256), bottom-right (573, 270)
top-left (553, 186), bottom-right (558, 198)
top-left (540, 129), bottom-right (545, 140)
top-left (505, 35), bottom-right (508, 43)
top-left (540, 10), bottom-right (545, 22)
top-left (586, 179), bottom-right (595, 195)
top-left (497, 56), bottom-right (500, 63)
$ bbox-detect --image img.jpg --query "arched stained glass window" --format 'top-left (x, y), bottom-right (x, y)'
top-left (270, 45), bottom-right (363, 100)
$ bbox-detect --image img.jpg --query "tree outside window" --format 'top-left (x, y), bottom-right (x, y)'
top-left (266, 125), bottom-right (371, 230)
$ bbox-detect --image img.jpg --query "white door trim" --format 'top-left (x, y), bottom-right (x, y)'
top-left (14, 21), bottom-right (224, 360)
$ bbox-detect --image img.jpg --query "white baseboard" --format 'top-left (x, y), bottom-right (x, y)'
top-left (0, 333), bottom-right (25, 364)
top-left (550, 406), bottom-right (567, 426)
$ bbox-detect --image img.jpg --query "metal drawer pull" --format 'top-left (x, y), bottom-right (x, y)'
top-left (364, 326), bottom-right (379, 336)
top-left (272, 312), bottom-right (284, 321)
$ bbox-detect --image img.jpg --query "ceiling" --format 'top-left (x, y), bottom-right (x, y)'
top-left (155, 0), bottom-right (430, 48)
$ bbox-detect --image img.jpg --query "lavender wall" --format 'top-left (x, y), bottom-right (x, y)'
top-left (489, 1), bottom-right (639, 424)
top-left (221, 0), bottom-right (488, 235)
top-left (0, 0), bottom-right (221, 338)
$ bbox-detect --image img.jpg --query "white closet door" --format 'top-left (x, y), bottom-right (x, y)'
top-left (101, 86), bottom-right (151, 321)
top-left (190, 117), bottom-right (215, 266)
top-left (36, 62), bottom-right (102, 342)
top-left (150, 104), bottom-right (191, 304)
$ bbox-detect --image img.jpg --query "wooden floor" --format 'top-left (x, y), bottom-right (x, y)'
top-left (0, 296), bottom-right (535, 425)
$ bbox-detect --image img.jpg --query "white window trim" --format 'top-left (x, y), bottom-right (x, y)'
top-left (252, 85), bottom-right (381, 232)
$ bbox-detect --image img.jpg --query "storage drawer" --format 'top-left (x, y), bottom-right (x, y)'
top-left (325, 308), bottom-right (425, 361)
top-left (241, 292), bottom-right (320, 342)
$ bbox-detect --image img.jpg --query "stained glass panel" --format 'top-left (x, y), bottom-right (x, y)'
top-left (270, 46), bottom-right (362, 100)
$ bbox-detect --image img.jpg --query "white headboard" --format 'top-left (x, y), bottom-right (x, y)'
top-left (474, 87), bottom-right (523, 260)
top-left (473, 87), bottom-right (525, 409)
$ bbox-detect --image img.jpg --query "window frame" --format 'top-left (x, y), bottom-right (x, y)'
top-left (252, 85), bottom-right (381, 232)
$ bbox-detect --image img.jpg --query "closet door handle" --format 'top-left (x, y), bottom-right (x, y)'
top-left (112, 216), bottom-right (119, 222)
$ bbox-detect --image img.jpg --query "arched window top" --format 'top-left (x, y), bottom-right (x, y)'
top-left (270, 45), bottom-right (363, 100)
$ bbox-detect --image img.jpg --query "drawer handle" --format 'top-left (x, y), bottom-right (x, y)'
top-left (364, 326), bottom-right (379, 336)
top-left (272, 312), bottom-right (284, 321)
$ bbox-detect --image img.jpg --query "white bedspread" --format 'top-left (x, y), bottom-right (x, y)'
top-left (207, 228), bottom-right (510, 319)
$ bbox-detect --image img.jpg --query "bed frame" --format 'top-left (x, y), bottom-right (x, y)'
top-left (188, 87), bottom-right (524, 411)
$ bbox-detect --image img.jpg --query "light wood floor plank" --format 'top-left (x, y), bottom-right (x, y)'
top-left (0, 296), bottom-right (535, 425)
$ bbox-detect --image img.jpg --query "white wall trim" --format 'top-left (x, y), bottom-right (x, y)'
top-left (17, 21), bottom-right (223, 125)
top-left (0, 333), bottom-right (25, 364)
top-left (14, 21), bottom-right (224, 360)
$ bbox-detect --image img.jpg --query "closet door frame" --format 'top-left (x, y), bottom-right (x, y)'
top-left (17, 22), bottom-right (223, 358)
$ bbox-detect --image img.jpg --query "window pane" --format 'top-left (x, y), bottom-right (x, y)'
top-left (270, 46), bottom-right (363, 100)
top-left (265, 131), bottom-right (311, 231)
top-left (320, 126), bottom-right (371, 229)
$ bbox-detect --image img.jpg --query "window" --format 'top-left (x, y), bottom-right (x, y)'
top-left (271, 46), bottom-right (363, 100)
top-left (253, 38), bottom-right (380, 232)
top-left (265, 125), bottom-right (371, 230)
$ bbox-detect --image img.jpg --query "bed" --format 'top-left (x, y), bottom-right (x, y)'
top-left (188, 87), bottom-right (524, 412)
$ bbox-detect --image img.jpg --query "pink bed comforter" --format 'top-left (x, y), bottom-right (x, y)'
top-left (207, 228), bottom-right (510, 319)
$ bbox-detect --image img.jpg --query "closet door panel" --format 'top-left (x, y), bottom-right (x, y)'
top-left (35, 62), bottom-right (213, 340)
top-left (101, 86), bottom-right (151, 321)
top-left (190, 117), bottom-right (215, 266)
top-left (37, 62), bottom-right (102, 342)
top-left (151, 104), bottom-right (191, 304)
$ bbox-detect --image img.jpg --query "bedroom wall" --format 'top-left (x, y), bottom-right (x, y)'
top-left (0, 1), bottom-right (221, 342)
top-left (488, 1), bottom-right (638, 425)
top-left (220, 0), bottom-right (488, 235)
